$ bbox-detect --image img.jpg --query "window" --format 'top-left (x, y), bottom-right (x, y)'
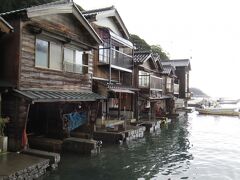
top-left (76, 50), bottom-right (83, 74)
top-left (36, 39), bottom-right (48, 68)
top-left (64, 48), bottom-right (74, 63)
top-left (139, 71), bottom-right (149, 87)
top-left (35, 38), bottom-right (87, 74)
top-left (36, 38), bottom-right (62, 70)
top-left (63, 48), bottom-right (87, 74)
top-left (99, 44), bottom-right (109, 63)
top-left (49, 42), bottom-right (62, 70)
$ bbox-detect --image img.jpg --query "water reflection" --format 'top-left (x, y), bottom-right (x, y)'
top-left (44, 114), bottom-right (194, 180)
top-left (44, 113), bottom-right (240, 180)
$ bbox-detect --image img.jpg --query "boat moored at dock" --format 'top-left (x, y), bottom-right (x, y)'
top-left (196, 107), bottom-right (240, 116)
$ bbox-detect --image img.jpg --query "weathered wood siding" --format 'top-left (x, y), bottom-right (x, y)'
top-left (95, 18), bottom-right (123, 37)
top-left (19, 14), bottom-right (96, 92)
top-left (35, 14), bottom-right (97, 46)
top-left (142, 60), bottom-right (156, 72)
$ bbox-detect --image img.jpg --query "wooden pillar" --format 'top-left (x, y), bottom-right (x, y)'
top-left (106, 99), bottom-right (108, 120)
top-left (134, 91), bottom-right (139, 121)
top-left (118, 92), bottom-right (121, 120)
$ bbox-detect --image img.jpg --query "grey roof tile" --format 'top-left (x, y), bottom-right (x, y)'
top-left (14, 89), bottom-right (106, 102)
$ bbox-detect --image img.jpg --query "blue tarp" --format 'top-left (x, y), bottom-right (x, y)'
top-left (64, 112), bottom-right (87, 132)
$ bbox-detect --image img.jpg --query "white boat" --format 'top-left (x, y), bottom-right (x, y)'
top-left (196, 107), bottom-right (240, 116)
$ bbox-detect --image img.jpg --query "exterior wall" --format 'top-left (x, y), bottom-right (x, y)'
top-left (95, 18), bottom-right (122, 37)
top-left (176, 67), bottom-right (186, 99)
top-left (35, 14), bottom-right (97, 46)
top-left (19, 14), bottom-right (95, 92)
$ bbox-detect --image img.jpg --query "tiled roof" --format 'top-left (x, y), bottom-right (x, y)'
top-left (14, 89), bottom-right (106, 102)
top-left (162, 65), bottom-right (175, 75)
top-left (82, 6), bottom-right (130, 39)
top-left (0, 0), bottom-right (70, 16)
top-left (0, 0), bottom-right (102, 45)
top-left (161, 59), bottom-right (191, 70)
top-left (133, 51), bottom-right (151, 63)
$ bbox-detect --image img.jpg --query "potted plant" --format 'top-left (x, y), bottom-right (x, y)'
top-left (0, 117), bottom-right (9, 153)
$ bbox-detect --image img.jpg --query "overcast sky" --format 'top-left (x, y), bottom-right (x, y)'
top-left (76, 0), bottom-right (240, 98)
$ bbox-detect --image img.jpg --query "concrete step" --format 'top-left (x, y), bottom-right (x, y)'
top-left (0, 152), bottom-right (49, 179)
top-left (63, 137), bottom-right (99, 155)
top-left (21, 148), bottom-right (60, 170)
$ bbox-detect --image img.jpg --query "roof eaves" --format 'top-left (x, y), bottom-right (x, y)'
top-left (83, 6), bottom-right (130, 39)
top-left (0, 16), bottom-right (14, 33)
top-left (73, 3), bottom-right (103, 45)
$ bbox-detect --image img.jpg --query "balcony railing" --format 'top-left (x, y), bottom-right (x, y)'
top-left (63, 61), bottom-right (88, 74)
top-left (174, 83), bottom-right (179, 94)
top-left (139, 75), bottom-right (162, 90)
top-left (99, 48), bottom-right (133, 69)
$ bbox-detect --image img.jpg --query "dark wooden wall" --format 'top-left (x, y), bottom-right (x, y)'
top-left (2, 93), bottom-right (29, 151)
top-left (176, 67), bottom-right (188, 98)
top-left (0, 18), bottom-right (21, 88)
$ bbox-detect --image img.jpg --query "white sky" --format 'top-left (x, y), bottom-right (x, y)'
top-left (76, 0), bottom-right (240, 98)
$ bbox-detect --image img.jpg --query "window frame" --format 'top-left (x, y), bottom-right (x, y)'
top-left (35, 37), bottom-right (88, 74)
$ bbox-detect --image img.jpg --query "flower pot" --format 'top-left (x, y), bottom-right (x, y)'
top-left (0, 136), bottom-right (8, 152)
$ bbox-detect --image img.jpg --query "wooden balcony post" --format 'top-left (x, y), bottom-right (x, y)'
top-left (118, 92), bottom-right (121, 120)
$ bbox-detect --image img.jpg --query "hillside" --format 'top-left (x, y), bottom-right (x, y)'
top-left (190, 87), bottom-right (209, 98)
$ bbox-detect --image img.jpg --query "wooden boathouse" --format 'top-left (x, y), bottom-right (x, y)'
top-left (82, 6), bottom-right (146, 142)
top-left (161, 59), bottom-right (191, 107)
top-left (0, 0), bottom-right (105, 152)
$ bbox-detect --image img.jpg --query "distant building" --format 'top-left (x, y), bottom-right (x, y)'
top-left (161, 59), bottom-right (191, 107)
top-left (133, 51), bottom-right (166, 120)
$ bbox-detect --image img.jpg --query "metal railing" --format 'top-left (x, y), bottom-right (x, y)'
top-left (139, 75), bottom-right (162, 90)
top-left (99, 48), bottom-right (133, 69)
top-left (63, 61), bottom-right (88, 74)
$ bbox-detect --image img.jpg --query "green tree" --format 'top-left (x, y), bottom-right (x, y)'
top-left (151, 45), bottom-right (169, 60)
top-left (130, 34), bottom-right (169, 60)
top-left (130, 34), bottom-right (151, 51)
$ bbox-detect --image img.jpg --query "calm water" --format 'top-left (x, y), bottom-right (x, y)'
top-left (44, 112), bottom-right (240, 180)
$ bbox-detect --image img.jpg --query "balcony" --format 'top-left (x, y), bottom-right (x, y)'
top-left (99, 48), bottom-right (133, 70)
top-left (139, 75), bottom-right (162, 91)
top-left (174, 83), bottom-right (179, 94)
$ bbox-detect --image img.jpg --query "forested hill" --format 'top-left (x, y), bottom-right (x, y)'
top-left (190, 87), bottom-right (209, 97)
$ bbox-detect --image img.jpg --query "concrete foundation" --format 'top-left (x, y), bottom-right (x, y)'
top-left (22, 148), bottom-right (60, 170)
top-left (63, 137), bottom-right (100, 154)
top-left (0, 152), bottom-right (49, 180)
